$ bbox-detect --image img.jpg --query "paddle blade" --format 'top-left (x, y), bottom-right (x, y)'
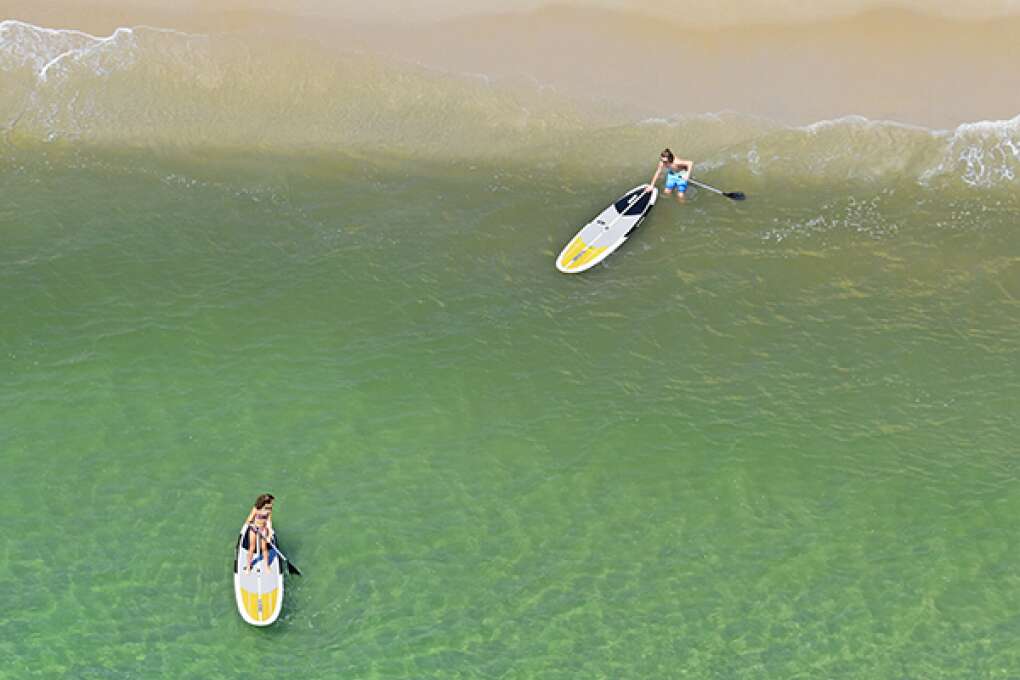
top-left (724, 192), bottom-right (746, 201)
top-left (286, 561), bottom-right (302, 576)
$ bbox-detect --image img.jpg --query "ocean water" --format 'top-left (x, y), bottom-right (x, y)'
top-left (2, 11), bottom-right (1020, 679)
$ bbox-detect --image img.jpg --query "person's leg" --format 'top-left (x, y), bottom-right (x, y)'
top-left (245, 527), bottom-right (257, 571)
top-left (259, 536), bottom-right (270, 571)
top-left (675, 179), bottom-right (689, 203)
top-left (265, 534), bottom-right (275, 571)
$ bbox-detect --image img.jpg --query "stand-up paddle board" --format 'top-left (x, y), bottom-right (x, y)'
top-left (233, 524), bottom-right (284, 626)
top-left (556, 185), bottom-right (657, 273)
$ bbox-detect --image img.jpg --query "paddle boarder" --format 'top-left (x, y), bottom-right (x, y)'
top-left (645, 148), bottom-right (694, 202)
top-left (242, 493), bottom-right (275, 573)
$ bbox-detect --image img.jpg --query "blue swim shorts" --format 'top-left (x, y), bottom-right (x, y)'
top-left (665, 172), bottom-right (688, 193)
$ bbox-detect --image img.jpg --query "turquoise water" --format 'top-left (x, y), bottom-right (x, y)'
top-left (3, 144), bottom-right (1019, 677)
top-left (3, 17), bottom-right (1020, 678)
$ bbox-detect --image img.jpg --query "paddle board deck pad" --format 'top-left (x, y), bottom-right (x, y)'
top-left (233, 524), bottom-right (284, 626)
top-left (556, 185), bottom-right (657, 273)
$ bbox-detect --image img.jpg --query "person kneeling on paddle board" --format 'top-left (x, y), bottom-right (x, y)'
top-left (243, 493), bottom-right (275, 573)
top-left (645, 148), bottom-right (694, 202)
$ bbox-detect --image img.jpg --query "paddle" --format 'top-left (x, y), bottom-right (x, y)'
top-left (269, 538), bottom-right (302, 577)
top-left (245, 527), bottom-right (303, 576)
top-left (689, 178), bottom-right (746, 201)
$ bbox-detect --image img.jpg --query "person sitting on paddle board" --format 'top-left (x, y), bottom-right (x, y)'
top-left (645, 148), bottom-right (694, 202)
top-left (243, 493), bottom-right (275, 573)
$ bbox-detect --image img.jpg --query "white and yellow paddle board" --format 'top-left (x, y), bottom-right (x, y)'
top-left (233, 524), bottom-right (284, 626)
top-left (556, 185), bottom-right (657, 273)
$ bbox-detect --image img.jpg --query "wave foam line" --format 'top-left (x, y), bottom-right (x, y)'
top-left (0, 19), bottom-right (207, 82)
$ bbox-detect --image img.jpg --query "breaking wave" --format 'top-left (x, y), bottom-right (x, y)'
top-left (1, 20), bottom-right (1017, 190)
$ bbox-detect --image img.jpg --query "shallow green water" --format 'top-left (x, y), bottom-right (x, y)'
top-left (2, 145), bottom-right (1019, 678)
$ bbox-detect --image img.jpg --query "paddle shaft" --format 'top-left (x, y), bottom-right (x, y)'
top-left (689, 178), bottom-right (723, 195)
top-left (247, 525), bottom-right (302, 575)
top-left (688, 178), bottom-right (746, 201)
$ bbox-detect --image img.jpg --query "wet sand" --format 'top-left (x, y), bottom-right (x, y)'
top-left (6, 3), bottom-right (1017, 129)
top-left (352, 7), bottom-right (1020, 128)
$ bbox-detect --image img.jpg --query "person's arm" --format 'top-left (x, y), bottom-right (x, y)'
top-left (646, 161), bottom-right (664, 191)
top-left (244, 507), bottom-right (256, 524)
top-left (676, 160), bottom-right (694, 199)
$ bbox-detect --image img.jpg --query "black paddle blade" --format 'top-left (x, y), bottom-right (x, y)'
top-left (724, 192), bottom-right (746, 201)
top-left (286, 561), bottom-right (302, 576)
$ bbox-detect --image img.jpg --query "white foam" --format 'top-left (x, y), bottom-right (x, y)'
top-left (921, 115), bottom-right (1020, 187)
top-left (0, 20), bottom-right (206, 82)
top-left (39, 27), bottom-right (137, 82)
top-left (685, 112), bottom-right (1020, 189)
top-left (1, 19), bottom-right (1017, 184)
top-left (798, 114), bottom-right (939, 136)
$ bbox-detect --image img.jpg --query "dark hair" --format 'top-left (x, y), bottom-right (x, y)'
top-left (254, 494), bottom-right (275, 509)
top-left (660, 148), bottom-right (675, 163)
